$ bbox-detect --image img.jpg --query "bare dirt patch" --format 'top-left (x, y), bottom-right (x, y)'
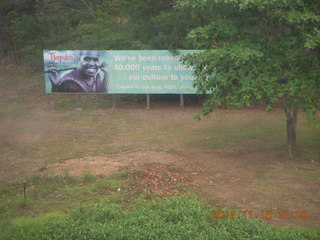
top-left (177, 148), bottom-right (320, 228)
top-left (44, 151), bottom-right (178, 177)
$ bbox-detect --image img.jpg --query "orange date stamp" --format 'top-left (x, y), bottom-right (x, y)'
top-left (212, 210), bottom-right (308, 220)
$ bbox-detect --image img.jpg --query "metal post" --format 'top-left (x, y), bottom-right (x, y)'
top-left (77, 94), bottom-right (81, 107)
top-left (47, 94), bottom-right (51, 109)
top-left (180, 94), bottom-right (184, 107)
top-left (146, 94), bottom-right (150, 109)
top-left (112, 95), bottom-right (116, 109)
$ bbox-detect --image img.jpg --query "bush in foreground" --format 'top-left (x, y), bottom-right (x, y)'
top-left (3, 195), bottom-right (319, 240)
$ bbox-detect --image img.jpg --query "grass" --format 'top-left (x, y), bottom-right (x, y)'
top-left (254, 177), bottom-right (276, 187)
top-left (51, 95), bottom-right (112, 112)
top-left (0, 171), bottom-right (144, 221)
top-left (0, 106), bottom-right (139, 168)
top-left (1, 66), bottom-right (320, 238)
top-left (0, 102), bottom-right (29, 116)
top-left (186, 112), bottom-right (286, 150)
top-left (1, 195), bottom-right (319, 240)
top-left (1, 98), bottom-right (319, 169)
top-left (287, 167), bottom-right (320, 180)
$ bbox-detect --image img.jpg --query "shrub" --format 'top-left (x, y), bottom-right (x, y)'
top-left (5, 195), bottom-right (320, 240)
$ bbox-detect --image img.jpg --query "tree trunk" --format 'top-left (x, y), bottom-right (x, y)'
top-left (283, 102), bottom-right (298, 158)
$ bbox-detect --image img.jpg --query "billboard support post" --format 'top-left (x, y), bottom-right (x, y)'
top-left (112, 95), bottom-right (116, 109)
top-left (180, 94), bottom-right (184, 107)
top-left (77, 95), bottom-right (81, 107)
top-left (47, 95), bottom-right (51, 109)
top-left (146, 94), bottom-right (150, 109)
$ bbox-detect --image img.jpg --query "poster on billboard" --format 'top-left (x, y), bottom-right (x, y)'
top-left (43, 50), bottom-right (200, 94)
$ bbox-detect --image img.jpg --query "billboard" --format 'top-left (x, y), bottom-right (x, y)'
top-left (43, 50), bottom-right (199, 94)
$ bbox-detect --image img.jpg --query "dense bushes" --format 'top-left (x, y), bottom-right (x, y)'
top-left (0, 0), bottom-right (196, 68)
top-left (5, 195), bottom-right (319, 240)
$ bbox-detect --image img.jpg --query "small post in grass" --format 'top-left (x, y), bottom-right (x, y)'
top-left (23, 180), bottom-right (26, 203)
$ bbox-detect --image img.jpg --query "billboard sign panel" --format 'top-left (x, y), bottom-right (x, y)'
top-left (43, 50), bottom-right (199, 94)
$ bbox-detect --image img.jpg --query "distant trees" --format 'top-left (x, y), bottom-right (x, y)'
top-left (1, 0), bottom-right (91, 65)
top-left (0, 0), bottom-right (196, 66)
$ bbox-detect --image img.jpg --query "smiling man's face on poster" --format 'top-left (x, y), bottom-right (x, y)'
top-left (78, 51), bottom-right (101, 78)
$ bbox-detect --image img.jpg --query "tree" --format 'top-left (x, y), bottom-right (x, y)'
top-left (119, 0), bottom-right (202, 50)
top-left (177, 0), bottom-right (320, 157)
top-left (0, 0), bottom-right (195, 64)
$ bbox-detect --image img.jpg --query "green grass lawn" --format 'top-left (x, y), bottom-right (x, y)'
top-left (1, 168), bottom-right (320, 240)
top-left (2, 195), bottom-right (319, 240)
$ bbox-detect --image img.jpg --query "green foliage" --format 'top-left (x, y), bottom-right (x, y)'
top-left (82, 173), bottom-right (97, 183)
top-left (0, 0), bottom-right (195, 66)
top-left (178, 0), bottom-right (320, 123)
top-left (4, 195), bottom-right (319, 240)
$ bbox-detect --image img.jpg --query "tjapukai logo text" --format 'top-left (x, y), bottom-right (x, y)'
top-left (48, 51), bottom-right (76, 62)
